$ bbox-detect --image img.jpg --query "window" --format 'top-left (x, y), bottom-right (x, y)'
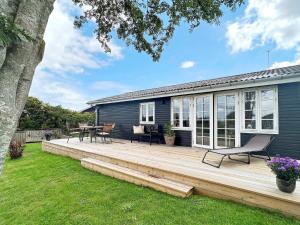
top-left (140, 102), bottom-right (155, 124)
top-left (195, 95), bottom-right (212, 147)
top-left (261, 89), bottom-right (274, 130)
top-left (244, 91), bottom-right (256, 130)
top-left (171, 97), bottom-right (192, 128)
top-left (148, 103), bottom-right (154, 122)
top-left (216, 94), bottom-right (236, 148)
top-left (182, 98), bottom-right (190, 127)
top-left (242, 87), bottom-right (278, 133)
top-left (172, 99), bottom-right (180, 127)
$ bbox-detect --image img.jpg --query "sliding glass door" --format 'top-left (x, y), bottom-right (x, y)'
top-left (194, 95), bottom-right (213, 148)
top-left (214, 93), bottom-right (239, 148)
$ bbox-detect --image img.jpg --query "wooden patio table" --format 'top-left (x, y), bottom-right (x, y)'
top-left (79, 126), bottom-right (104, 143)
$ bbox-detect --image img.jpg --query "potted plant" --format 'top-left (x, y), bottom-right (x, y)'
top-left (44, 130), bottom-right (52, 141)
top-left (268, 157), bottom-right (300, 193)
top-left (164, 122), bottom-right (175, 146)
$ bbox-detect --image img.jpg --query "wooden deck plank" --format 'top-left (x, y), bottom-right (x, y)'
top-left (44, 139), bottom-right (281, 186)
top-left (42, 138), bottom-right (300, 219)
top-left (45, 140), bottom-right (300, 202)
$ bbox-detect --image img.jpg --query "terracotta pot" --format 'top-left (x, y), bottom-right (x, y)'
top-left (164, 135), bottom-right (175, 146)
top-left (276, 177), bottom-right (296, 193)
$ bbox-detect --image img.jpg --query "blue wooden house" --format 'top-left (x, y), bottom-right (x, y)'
top-left (88, 65), bottom-right (300, 158)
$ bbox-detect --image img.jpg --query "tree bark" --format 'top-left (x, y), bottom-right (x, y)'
top-left (0, 0), bottom-right (55, 174)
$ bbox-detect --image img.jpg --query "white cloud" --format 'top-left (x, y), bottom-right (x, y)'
top-left (30, 0), bottom-right (124, 110)
top-left (270, 48), bottom-right (300, 69)
top-left (91, 81), bottom-right (132, 93)
top-left (180, 61), bottom-right (195, 69)
top-left (226, 0), bottom-right (300, 54)
top-left (30, 69), bottom-right (88, 110)
top-left (270, 59), bottom-right (300, 69)
top-left (39, 0), bottom-right (123, 74)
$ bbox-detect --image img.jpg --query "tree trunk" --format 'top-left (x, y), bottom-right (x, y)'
top-left (0, 0), bottom-right (55, 174)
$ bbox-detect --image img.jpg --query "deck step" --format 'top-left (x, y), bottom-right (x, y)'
top-left (81, 157), bottom-right (194, 198)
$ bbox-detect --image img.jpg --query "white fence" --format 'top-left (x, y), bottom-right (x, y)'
top-left (13, 129), bottom-right (62, 144)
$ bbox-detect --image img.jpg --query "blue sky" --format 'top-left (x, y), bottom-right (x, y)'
top-left (29, 0), bottom-right (300, 110)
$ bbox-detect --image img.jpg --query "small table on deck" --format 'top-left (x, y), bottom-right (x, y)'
top-left (80, 125), bottom-right (104, 143)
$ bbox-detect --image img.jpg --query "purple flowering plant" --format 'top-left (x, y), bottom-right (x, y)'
top-left (268, 157), bottom-right (300, 181)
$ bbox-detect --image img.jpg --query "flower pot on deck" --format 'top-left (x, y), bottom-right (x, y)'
top-left (164, 136), bottom-right (175, 146)
top-left (276, 177), bottom-right (296, 193)
top-left (268, 156), bottom-right (299, 194)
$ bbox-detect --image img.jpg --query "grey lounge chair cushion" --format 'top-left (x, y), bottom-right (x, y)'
top-left (210, 135), bottom-right (272, 155)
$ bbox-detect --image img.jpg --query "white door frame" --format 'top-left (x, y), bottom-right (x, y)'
top-left (214, 91), bottom-right (240, 149)
top-left (193, 94), bottom-right (214, 149)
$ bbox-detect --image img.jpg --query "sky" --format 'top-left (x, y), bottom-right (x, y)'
top-left (29, 0), bottom-right (300, 110)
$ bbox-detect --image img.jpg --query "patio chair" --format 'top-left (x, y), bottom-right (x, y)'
top-left (131, 124), bottom-right (162, 145)
top-left (96, 123), bottom-right (115, 143)
top-left (79, 122), bottom-right (89, 140)
top-left (131, 125), bottom-right (144, 142)
top-left (66, 123), bottom-right (83, 143)
top-left (202, 135), bottom-right (275, 168)
top-left (147, 124), bottom-right (162, 145)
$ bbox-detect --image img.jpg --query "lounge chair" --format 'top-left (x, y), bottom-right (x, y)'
top-left (202, 135), bottom-right (274, 168)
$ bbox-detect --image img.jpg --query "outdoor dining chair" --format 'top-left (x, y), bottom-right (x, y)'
top-left (96, 123), bottom-right (115, 143)
top-left (78, 122), bottom-right (89, 140)
top-left (66, 122), bottom-right (83, 143)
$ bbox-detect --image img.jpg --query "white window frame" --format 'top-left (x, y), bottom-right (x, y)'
top-left (171, 97), bottom-right (193, 130)
top-left (240, 86), bottom-right (278, 134)
top-left (193, 94), bottom-right (214, 149)
top-left (95, 107), bottom-right (99, 125)
top-left (139, 102), bottom-right (155, 124)
top-left (214, 91), bottom-right (241, 149)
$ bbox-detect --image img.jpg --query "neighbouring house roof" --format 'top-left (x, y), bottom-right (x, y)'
top-left (88, 64), bottom-right (300, 105)
top-left (80, 106), bottom-right (95, 113)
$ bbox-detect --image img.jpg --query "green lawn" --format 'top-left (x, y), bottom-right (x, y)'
top-left (0, 144), bottom-right (299, 225)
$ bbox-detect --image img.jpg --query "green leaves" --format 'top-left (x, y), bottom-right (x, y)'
top-left (18, 97), bottom-right (95, 132)
top-left (164, 122), bottom-right (175, 137)
top-left (73, 0), bottom-right (244, 61)
top-left (0, 14), bottom-right (34, 47)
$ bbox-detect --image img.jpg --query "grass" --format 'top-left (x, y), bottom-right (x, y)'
top-left (0, 143), bottom-right (299, 225)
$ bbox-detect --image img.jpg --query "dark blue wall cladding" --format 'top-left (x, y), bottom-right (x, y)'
top-left (96, 97), bottom-right (191, 145)
top-left (174, 130), bottom-right (192, 147)
top-left (96, 100), bottom-right (139, 140)
top-left (241, 82), bottom-right (300, 159)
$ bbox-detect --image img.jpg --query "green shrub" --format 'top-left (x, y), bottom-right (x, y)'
top-left (18, 97), bottom-right (95, 132)
top-left (9, 140), bottom-right (24, 160)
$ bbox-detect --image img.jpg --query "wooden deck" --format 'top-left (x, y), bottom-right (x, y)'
top-left (42, 138), bottom-right (300, 219)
